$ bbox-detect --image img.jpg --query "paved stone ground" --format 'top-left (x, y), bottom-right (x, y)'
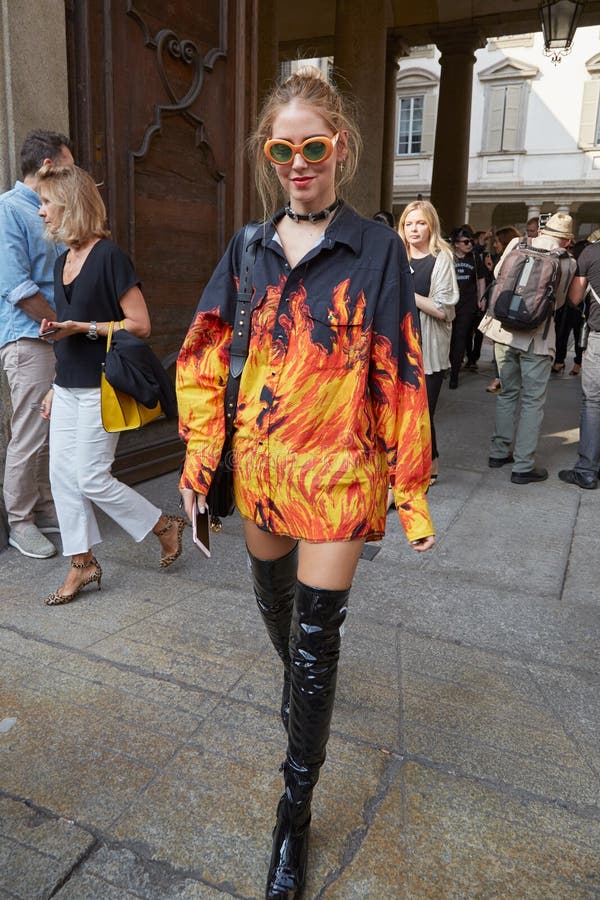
top-left (1, 347), bottom-right (599, 899)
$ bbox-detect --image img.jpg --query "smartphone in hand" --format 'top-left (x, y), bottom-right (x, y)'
top-left (40, 327), bottom-right (59, 337)
top-left (192, 497), bottom-right (211, 558)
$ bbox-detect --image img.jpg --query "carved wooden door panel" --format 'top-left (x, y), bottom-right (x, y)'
top-left (65, 0), bottom-right (255, 481)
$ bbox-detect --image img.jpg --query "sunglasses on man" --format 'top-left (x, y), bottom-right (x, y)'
top-left (456, 238), bottom-right (473, 245)
top-left (264, 133), bottom-right (339, 165)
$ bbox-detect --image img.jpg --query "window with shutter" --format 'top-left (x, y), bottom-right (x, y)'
top-left (485, 84), bottom-right (524, 152)
top-left (486, 86), bottom-right (506, 152)
top-left (395, 67), bottom-right (439, 158)
top-left (579, 80), bottom-right (600, 147)
top-left (397, 96), bottom-right (424, 154)
top-left (503, 84), bottom-right (523, 151)
top-left (420, 92), bottom-right (437, 155)
top-left (479, 58), bottom-right (537, 155)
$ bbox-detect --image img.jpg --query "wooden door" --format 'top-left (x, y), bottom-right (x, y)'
top-left (65, 0), bottom-right (256, 482)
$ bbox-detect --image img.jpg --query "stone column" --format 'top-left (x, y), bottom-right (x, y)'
top-left (246, 0), bottom-right (279, 221)
top-left (429, 25), bottom-right (485, 235)
top-left (527, 205), bottom-right (542, 221)
top-left (381, 36), bottom-right (408, 215)
top-left (334, 0), bottom-right (388, 215)
top-left (256, 0), bottom-right (279, 114)
top-left (0, 0), bottom-right (70, 548)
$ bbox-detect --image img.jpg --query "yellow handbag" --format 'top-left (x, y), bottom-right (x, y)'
top-left (100, 321), bottom-right (163, 432)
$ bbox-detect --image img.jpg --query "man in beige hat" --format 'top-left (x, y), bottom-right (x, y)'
top-left (479, 212), bottom-right (576, 483)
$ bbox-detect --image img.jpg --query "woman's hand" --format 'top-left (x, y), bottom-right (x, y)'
top-left (180, 487), bottom-right (208, 522)
top-left (39, 318), bottom-right (79, 341)
top-left (414, 295), bottom-right (446, 321)
top-left (39, 318), bottom-right (58, 340)
top-left (40, 388), bottom-right (54, 420)
top-left (410, 535), bottom-right (435, 553)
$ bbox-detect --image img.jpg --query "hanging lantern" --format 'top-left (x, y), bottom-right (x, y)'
top-left (539, 0), bottom-right (585, 63)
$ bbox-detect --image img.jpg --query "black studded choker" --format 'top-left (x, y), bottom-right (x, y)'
top-left (284, 198), bottom-right (340, 223)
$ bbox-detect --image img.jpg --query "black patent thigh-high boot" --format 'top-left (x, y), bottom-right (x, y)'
top-left (249, 544), bottom-right (298, 730)
top-left (266, 580), bottom-right (349, 900)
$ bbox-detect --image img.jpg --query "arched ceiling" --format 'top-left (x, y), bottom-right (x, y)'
top-left (278, 0), bottom-right (600, 58)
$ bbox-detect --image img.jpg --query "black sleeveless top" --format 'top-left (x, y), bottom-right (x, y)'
top-left (53, 239), bottom-right (140, 387)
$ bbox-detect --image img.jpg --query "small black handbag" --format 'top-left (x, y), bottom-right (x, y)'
top-left (206, 223), bottom-right (259, 520)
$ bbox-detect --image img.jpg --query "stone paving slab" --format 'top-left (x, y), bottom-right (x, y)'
top-left (1, 355), bottom-right (599, 898)
top-left (0, 796), bottom-right (95, 900)
top-left (54, 844), bottom-right (226, 899)
top-left (404, 763), bottom-right (600, 897)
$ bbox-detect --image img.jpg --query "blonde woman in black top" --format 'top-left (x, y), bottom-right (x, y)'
top-left (399, 200), bottom-right (458, 484)
top-left (37, 164), bottom-right (184, 605)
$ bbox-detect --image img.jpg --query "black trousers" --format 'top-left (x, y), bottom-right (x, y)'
top-left (465, 309), bottom-right (484, 364)
top-left (425, 371), bottom-right (444, 460)
top-left (554, 304), bottom-right (583, 366)
top-left (450, 301), bottom-right (479, 380)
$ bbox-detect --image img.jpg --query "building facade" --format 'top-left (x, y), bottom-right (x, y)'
top-left (393, 27), bottom-right (600, 237)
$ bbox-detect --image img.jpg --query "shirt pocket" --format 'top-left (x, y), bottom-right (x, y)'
top-left (302, 296), bottom-right (368, 371)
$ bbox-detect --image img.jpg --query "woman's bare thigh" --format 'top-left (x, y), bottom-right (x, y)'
top-left (297, 539), bottom-right (365, 590)
top-left (243, 519), bottom-right (297, 560)
top-left (242, 520), bottom-right (365, 590)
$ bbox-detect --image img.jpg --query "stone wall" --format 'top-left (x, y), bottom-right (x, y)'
top-left (0, 0), bottom-right (70, 547)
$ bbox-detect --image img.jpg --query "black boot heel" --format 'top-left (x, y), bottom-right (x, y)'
top-left (266, 788), bottom-right (311, 899)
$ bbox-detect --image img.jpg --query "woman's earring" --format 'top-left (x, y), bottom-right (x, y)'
top-left (338, 161), bottom-right (345, 174)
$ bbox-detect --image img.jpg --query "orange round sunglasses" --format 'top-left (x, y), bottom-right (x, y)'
top-left (264, 133), bottom-right (339, 165)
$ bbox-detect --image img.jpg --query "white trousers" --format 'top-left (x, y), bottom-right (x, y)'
top-left (49, 384), bottom-right (161, 556)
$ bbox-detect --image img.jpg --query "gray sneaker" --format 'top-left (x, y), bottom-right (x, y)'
top-left (8, 524), bottom-right (57, 558)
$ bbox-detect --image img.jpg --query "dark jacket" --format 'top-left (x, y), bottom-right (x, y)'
top-left (104, 329), bottom-right (178, 419)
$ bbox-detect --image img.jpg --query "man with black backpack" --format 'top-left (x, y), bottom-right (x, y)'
top-left (479, 213), bottom-right (576, 483)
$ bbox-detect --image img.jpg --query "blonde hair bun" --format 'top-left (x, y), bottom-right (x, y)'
top-left (285, 64), bottom-right (324, 83)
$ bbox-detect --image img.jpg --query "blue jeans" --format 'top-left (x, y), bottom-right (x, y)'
top-left (574, 331), bottom-right (600, 477)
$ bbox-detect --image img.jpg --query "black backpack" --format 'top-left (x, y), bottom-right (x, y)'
top-left (488, 238), bottom-right (567, 332)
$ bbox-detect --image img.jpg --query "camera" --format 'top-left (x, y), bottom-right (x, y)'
top-left (538, 213), bottom-right (551, 229)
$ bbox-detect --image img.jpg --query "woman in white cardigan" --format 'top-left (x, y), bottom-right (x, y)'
top-left (399, 201), bottom-right (459, 484)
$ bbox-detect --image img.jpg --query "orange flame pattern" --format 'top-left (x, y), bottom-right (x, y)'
top-left (177, 270), bottom-right (434, 543)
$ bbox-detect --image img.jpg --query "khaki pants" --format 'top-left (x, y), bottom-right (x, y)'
top-left (492, 341), bottom-right (552, 473)
top-left (0, 338), bottom-right (56, 529)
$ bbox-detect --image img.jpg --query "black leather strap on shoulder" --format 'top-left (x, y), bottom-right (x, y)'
top-left (224, 223), bottom-right (259, 436)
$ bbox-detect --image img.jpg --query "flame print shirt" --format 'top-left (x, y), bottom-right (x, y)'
top-left (177, 203), bottom-right (434, 543)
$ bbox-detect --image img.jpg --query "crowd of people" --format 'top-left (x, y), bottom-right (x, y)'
top-left (376, 202), bottom-right (597, 488)
top-left (1, 64), bottom-right (599, 898)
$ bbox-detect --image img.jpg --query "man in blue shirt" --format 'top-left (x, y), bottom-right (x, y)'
top-left (0, 130), bottom-right (74, 557)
